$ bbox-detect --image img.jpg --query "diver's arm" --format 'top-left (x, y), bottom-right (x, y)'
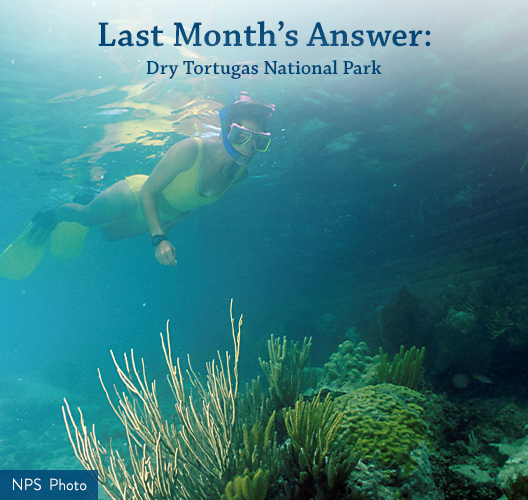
top-left (140, 139), bottom-right (197, 266)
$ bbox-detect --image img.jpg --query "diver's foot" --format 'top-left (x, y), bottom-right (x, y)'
top-left (31, 208), bottom-right (58, 231)
top-left (27, 208), bottom-right (57, 246)
top-left (72, 187), bottom-right (99, 206)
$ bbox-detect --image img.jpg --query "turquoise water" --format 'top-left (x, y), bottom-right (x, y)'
top-left (1, 0), bottom-right (528, 494)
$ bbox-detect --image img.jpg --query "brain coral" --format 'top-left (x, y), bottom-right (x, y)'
top-left (335, 383), bottom-right (429, 475)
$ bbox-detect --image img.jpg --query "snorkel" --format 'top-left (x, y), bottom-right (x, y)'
top-left (219, 107), bottom-right (249, 165)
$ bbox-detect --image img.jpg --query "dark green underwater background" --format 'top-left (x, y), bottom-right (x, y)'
top-left (0, 0), bottom-right (527, 474)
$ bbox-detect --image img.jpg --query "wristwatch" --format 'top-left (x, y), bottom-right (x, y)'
top-left (152, 234), bottom-right (169, 246)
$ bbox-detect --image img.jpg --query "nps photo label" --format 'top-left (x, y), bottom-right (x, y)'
top-left (0, 471), bottom-right (98, 500)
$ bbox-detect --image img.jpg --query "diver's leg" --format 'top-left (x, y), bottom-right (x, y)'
top-left (55, 180), bottom-right (138, 227)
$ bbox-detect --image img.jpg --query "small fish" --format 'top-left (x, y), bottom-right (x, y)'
top-left (473, 374), bottom-right (493, 384)
top-left (96, 108), bottom-right (129, 116)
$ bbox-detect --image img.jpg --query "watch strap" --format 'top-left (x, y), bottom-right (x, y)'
top-left (152, 234), bottom-right (168, 246)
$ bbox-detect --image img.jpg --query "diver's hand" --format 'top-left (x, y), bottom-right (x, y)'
top-left (155, 240), bottom-right (177, 267)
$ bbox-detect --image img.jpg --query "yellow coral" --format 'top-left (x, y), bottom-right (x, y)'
top-left (336, 384), bottom-right (429, 475)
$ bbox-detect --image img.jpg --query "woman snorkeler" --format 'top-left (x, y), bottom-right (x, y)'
top-left (0, 95), bottom-right (275, 279)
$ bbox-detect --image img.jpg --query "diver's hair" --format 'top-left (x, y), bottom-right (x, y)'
top-left (225, 101), bottom-right (270, 130)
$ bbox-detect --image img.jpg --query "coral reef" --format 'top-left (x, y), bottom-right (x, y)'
top-left (60, 298), bottom-right (528, 500)
top-left (424, 393), bottom-right (528, 500)
top-left (335, 384), bottom-right (429, 475)
top-left (63, 305), bottom-right (362, 500)
top-left (321, 340), bottom-right (377, 392)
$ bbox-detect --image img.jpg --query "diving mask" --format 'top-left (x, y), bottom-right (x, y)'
top-left (228, 123), bottom-right (271, 152)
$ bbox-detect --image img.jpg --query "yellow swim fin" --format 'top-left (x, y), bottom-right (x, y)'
top-left (50, 222), bottom-right (89, 260)
top-left (0, 221), bottom-right (52, 280)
